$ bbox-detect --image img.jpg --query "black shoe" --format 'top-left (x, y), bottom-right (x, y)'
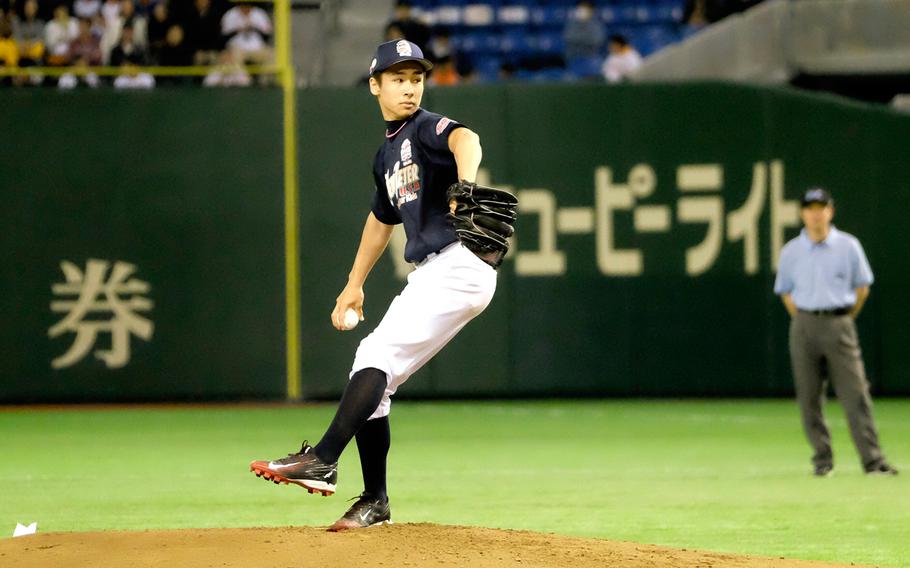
top-left (250, 441), bottom-right (338, 495)
top-left (865, 462), bottom-right (899, 476)
top-left (327, 493), bottom-right (391, 531)
top-left (813, 464), bottom-right (834, 477)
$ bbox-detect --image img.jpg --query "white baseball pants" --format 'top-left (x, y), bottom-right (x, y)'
top-left (351, 242), bottom-right (497, 419)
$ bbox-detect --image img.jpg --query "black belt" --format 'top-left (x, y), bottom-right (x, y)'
top-left (413, 242), bottom-right (459, 268)
top-left (799, 307), bottom-right (851, 316)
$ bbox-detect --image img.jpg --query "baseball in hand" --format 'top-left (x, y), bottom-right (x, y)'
top-left (343, 308), bottom-right (360, 330)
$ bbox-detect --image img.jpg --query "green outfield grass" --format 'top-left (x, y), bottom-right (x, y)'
top-left (0, 400), bottom-right (907, 566)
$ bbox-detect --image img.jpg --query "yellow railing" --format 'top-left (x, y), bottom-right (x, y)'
top-left (0, 65), bottom-right (278, 77)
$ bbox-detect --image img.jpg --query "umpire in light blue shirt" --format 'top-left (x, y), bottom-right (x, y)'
top-left (775, 188), bottom-right (897, 477)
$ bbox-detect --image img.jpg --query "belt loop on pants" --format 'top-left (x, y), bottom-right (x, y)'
top-left (413, 242), bottom-right (459, 269)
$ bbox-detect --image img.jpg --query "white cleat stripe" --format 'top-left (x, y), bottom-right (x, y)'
top-left (302, 480), bottom-right (336, 492)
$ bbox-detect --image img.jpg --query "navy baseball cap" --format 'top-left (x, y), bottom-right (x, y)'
top-left (369, 39), bottom-right (433, 77)
top-left (800, 187), bottom-right (833, 207)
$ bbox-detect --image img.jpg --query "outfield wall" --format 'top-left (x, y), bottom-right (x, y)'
top-left (0, 90), bottom-right (287, 401)
top-left (2, 84), bottom-right (908, 401)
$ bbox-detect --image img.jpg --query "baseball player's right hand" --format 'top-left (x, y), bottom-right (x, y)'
top-left (331, 285), bottom-right (364, 331)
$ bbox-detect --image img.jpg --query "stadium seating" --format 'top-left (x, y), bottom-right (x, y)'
top-left (411, 0), bottom-right (685, 82)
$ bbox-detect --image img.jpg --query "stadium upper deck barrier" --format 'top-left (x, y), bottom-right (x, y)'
top-left (635, 0), bottom-right (910, 82)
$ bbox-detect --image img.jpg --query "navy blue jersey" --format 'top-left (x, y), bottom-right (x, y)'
top-left (371, 108), bottom-right (466, 263)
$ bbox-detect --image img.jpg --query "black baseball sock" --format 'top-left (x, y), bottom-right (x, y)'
top-left (314, 367), bottom-right (387, 464)
top-left (356, 415), bottom-right (390, 500)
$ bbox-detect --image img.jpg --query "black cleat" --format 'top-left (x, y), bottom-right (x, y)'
top-left (327, 493), bottom-right (391, 531)
top-left (250, 441), bottom-right (338, 495)
top-left (813, 464), bottom-right (834, 477)
top-left (864, 462), bottom-right (899, 476)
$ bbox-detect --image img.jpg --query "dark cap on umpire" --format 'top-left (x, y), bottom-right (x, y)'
top-left (800, 187), bottom-right (833, 207)
top-left (369, 39), bottom-right (433, 77)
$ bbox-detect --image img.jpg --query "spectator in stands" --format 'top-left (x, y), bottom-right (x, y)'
top-left (146, 0), bottom-right (170, 62)
top-left (120, 0), bottom-right (147, 47)
top-left (428, 54), bottom-right (460, 86)
top-left (44, 4), bottom-right (78, 65)
top-left (101, 0), bottom-right (121, 27)
top-left (0, 16), bottom-right (18, 73)
top-left (184, 0), bottom-right (223, 65)
top-left (90, 12), bottom-right (105, 37)
top-left (110, 23), bottom-right (147, 66)
top-left (386, 0), bottom-right (429, 52)
top-left (12, 0), bottom-right (45, 67)
top-left (563, 1), bottom-right (604, 61)
top-left (428, 28), bottom-right (475, 81)
top-left (156, 24), bottom-right (194, 84)
top-left (100, 0), bottom-right (147, 65)
top-left (158, 24), bottom-right (192, 66)
top-left (221, 1), bottom-right (272, 67)
top-left (427, 26), bottom-right (452, 63)
top-left (58, 18), bottom-right (101, 89)
top-left (73, 0), bottom-right (102, 20)
top-left (68, 17), bottom-right (102, 66)
top-left (113, 61), bottom-right (155, 88)
top-left (203, 48), bottom-right (251, 87)
top-left (602, 33), bottom-right (641, 83)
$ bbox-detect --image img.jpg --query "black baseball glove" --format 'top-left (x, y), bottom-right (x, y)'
top-left (446, 180), bottom-right (518, 268)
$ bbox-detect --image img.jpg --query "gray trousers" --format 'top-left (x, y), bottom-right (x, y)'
top-left (789, 312), bottom-right (884, 469)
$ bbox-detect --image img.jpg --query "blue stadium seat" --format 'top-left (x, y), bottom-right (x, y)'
top-left (617, 5), bottom-right (641, 24)
top-left (449, 34), bottom-right (464, 52)
top-left (634, 35), bottom-right (656, 56)
top-left (473, 55), bottom-right (503, 82)
top-left (643, 23), bottom-right (681, 52)
top-left (545, 0), bottom-right (580, 7)
top-left (480, 31), bottom-right (502, 53)
top-left (496, 4), bottom-right (532, 28)
top-left (499, 30), bottom-right (535, 56)
top-left (632, 6), bottom-right (658, 24)
top-left (434, 5), bottom-right (464, 29)
top-left (529, 67), bottom-right (570, 82)
top-left (534, 32), bottom-right (565, 55)
top-left (457, 32), bottom-right (500, 56)
top-left (530, 5), bottom-right (570, 29)
top-left (456, 33), bottom-right (483, 55)
top-left (654, 1), bottom-right (684, 23)
top-left (462, 4), bottom-right (496, 29)
top-left (599, 6), bottom-right (619, 25)
top-left (566, 56), bottom-right (602, 79)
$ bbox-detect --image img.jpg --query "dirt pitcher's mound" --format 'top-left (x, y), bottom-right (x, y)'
top-left (0, 523), bottom-right (880, 568)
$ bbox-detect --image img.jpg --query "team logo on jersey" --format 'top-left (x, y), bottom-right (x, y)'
top-left (401, 139), bottom-right (413, 165)
top-left (396, 40), bottom-right (412, 57)
top-left (436, 117), bottom-right (452, 135)
top-left (385, 160), bottom-right (422, 208)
